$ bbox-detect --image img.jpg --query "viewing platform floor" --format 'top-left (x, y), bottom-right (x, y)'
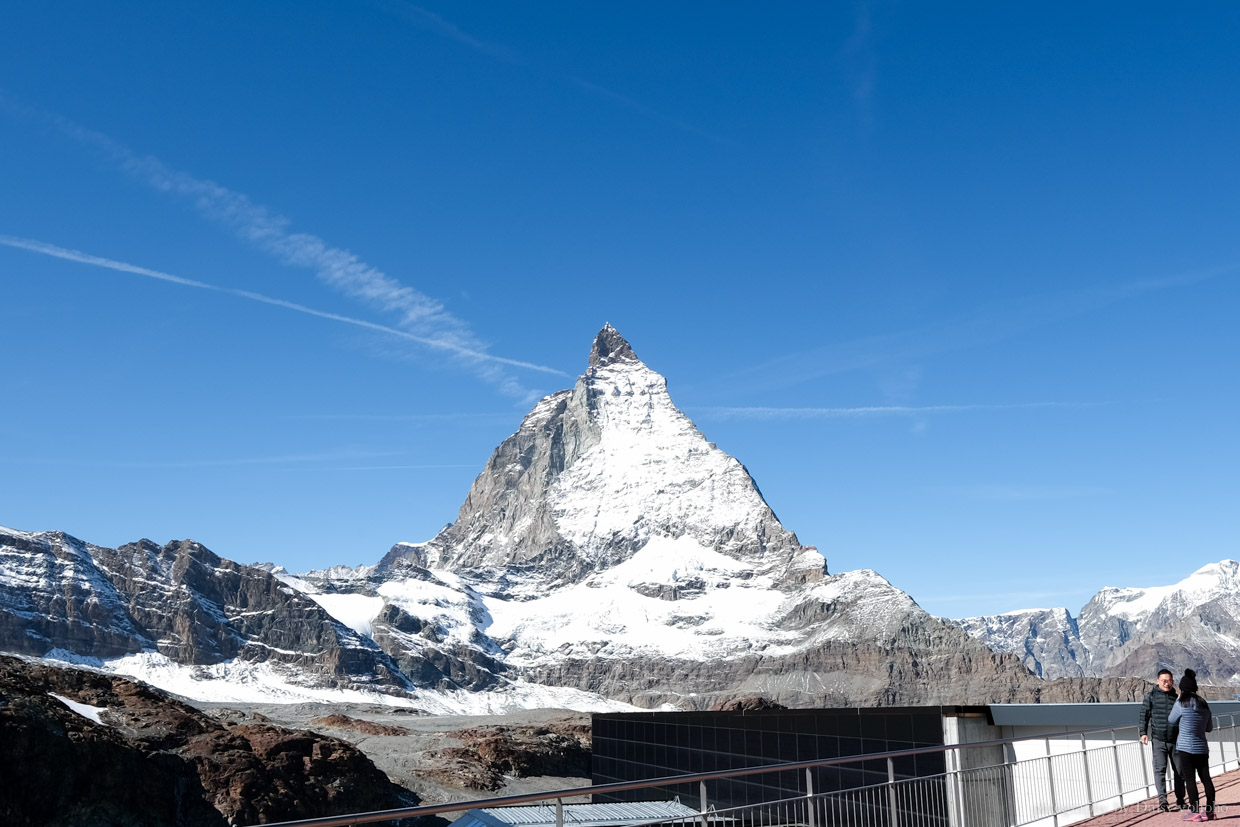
top-left (1074, 767), bottom-right (1240, 825)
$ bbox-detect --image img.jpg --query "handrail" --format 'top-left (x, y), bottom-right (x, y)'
top-left (249, 723), bottom-right (1152, 827)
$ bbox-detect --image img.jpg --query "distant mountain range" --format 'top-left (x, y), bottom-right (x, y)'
top-left (1, 325), bottom-right (1227, 711)
top-left (952, 560), bottom-right (1240, 683)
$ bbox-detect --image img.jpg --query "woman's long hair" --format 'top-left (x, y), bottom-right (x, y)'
top-left (1178, 668), bottom-right (1205, 708)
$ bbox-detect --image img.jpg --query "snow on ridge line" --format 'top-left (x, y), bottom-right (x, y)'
top-left (1094, 560), bottom-right (1240, 620)
top-left (0, 524), bottom-right (42, 540)
top-left (26, 650), bottom-right (642, 715)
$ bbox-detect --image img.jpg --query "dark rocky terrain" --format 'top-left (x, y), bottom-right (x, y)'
top-left (235, 702), bottom-right (595, 806)
top-left (0, 655), bottom-right (424, 827)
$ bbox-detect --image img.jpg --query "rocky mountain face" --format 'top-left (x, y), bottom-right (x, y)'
top-left (954, 561), bottom-right (1240, 684)
top-left (953, 608), bottom-right (1088, 680)
top-left (0, 527), bottom-right (409, 695)
top-left (3, 325), bottom-right (1113, 710)
top-left (0, 654), bottom-right (423, 827)
top-left (292, 326), bottom-right (1052, 708)
top-left (378, 323), bottom-right (820, 596)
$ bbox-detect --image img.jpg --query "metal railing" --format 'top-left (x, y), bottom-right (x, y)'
top-left (255, 714), bottom-right (1240, 827)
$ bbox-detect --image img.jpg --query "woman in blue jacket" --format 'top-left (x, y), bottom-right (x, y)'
top-left (1168, 669), bottom-right (1215, 821)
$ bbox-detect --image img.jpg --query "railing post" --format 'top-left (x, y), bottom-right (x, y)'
top-left (886, 756), bottom-right (901, 827)
top-left (805, 767), bottom-right (816, 827)
top-left (1046, 738), bottom-right (1060, 827)
top-left (699, 780), bottom-right (708, 827)
top-left (556, 799), bottom-right (563, 827)
top-left (1232, 714), bottom-right (1239, 771)
top-left (1002, 743), bottom-right (1016, 827)
top-left (1080, 734), bottom-right (1094, 817)
top-left (949, 746), bottom-right (966, 827)
top-left (1139, 727), bottom-right (1151, 796)
top-left (1110, 729), bottom-right (1123, 808)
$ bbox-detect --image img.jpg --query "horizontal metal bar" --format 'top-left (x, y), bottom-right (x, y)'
top-left (248, 722), bottom-right (1181, 827)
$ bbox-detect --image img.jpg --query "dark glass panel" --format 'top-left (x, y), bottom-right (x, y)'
top-left (887, 713), bottom-right (914, 742)
top-left (859, 714), bottom-right (885, 739)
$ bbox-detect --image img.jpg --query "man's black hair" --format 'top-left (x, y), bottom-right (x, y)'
top-left (1157, 668), bottom-right (1173, 678)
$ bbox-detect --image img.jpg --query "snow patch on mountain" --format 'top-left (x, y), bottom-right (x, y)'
top-left (49, 692), bottom-right (110, 724)
top-left (956, 561), bottom-right (1240, 682)
top-left (548, 357), bottom-right (769, 559)
top-left (30, 648), bottom-right (638, 714)
top-left (1089, 561), bottom-right (1240, 621)
top-left (377, 571), bottom-right (488, 650)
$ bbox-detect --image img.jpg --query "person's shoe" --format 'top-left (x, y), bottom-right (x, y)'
top-left (1182, 813), bottom-right (1200, 822)
top-left (1160, 803), bottom-right (1172, 812)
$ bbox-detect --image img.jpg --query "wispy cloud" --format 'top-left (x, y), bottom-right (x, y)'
top-left (933, 483), bottom-right (1112, 502)
top-left (569, 77), bottom-right (735, 145)
top-left (926, 591), bottom-right (1082, 614)
top-left (727, 264), bottom-right (1238, 393)
top-left (840, 0), bottom-right (878, 125)
top-left (699, 401), bottom-right (1106, 420)
top-left (1, 107), bottom-right (567, 398)
top-left (374, 1), bottom-right (519, 62)
top-left (337, 463), bottom-right (477, 470)
top-left (372, 2), bottom-right (730, 143)
top-left (8, 450), bottom-right (402, 469)
top-left (289, 412), bottom-right (513, 421)
top-left (0, 235), bottom-right (567, 377)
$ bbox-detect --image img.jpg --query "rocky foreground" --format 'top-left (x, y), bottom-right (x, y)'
top-left (0, 655), bottom-right (424, 827)
top-left (0, 654), bottom-right (598, 827)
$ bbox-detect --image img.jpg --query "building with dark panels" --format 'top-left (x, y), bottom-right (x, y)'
top-left (592, 706), bottom-right (958, 819)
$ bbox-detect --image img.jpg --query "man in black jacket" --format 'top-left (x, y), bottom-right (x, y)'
top-left (1140, 668), bottom-right (1186, 811)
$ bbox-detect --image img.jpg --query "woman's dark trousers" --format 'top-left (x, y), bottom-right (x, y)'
top-left (1175, 750), bottom-right (1215, 813)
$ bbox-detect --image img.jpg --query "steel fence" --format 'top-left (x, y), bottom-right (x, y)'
top-left (255, 714), bottom-right (1240, 827)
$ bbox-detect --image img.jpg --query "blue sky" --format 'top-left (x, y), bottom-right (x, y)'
top-left (1, 2), bottom-right (1236, 619)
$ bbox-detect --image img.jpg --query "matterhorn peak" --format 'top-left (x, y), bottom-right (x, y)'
top-left (392, 326), bottom-right (822, 597)
top-left (588, 322), bottom-right (639, 368)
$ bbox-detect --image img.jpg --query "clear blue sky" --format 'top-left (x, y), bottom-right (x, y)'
top-left (2, 2), bottom-right (1237, 619)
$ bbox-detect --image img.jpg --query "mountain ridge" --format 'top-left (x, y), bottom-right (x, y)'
top-left (7, 326), bottom-right (1221, 712)
top-left (954, 560), bottom-right (1240, 683)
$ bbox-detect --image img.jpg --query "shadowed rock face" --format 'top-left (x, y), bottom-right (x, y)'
top-left (0, 655), bottom-right (427, 827)
top-left (0, 528), bottom-right (409, 694)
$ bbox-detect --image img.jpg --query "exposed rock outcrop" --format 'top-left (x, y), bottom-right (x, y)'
top-left (420, 721), bottom-right (591, 791)
top-left (0, 527), bottom-right (411, 696)
top-left (955, 560), bottom-right (1240, 685)
top-left (379, 324), bottom-right (821, 597)
top-left (0, 655), bottom-right (424, 826)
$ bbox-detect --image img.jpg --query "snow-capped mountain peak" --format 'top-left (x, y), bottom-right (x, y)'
top-left (2, 328), bottom-right (1053, 710)
top-left (588, 322), bottom-right (638, 367)
top-left (383, 325), bottom-right (822, 597)
top-left (1088, 559), bottom-right (1240, 622)
top-left (955, 560), bottom-right (1240, 684)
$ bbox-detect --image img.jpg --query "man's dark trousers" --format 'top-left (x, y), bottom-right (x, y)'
top-left (1151, 737), bottom-right (1186, 807)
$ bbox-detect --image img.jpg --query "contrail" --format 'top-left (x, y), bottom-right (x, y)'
top-left (701, 402), bottom-right (1107, 420)
top-left (0, 235), bottom-right (568, 376)
top-left (0, 100), bottom-right (567, 395)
